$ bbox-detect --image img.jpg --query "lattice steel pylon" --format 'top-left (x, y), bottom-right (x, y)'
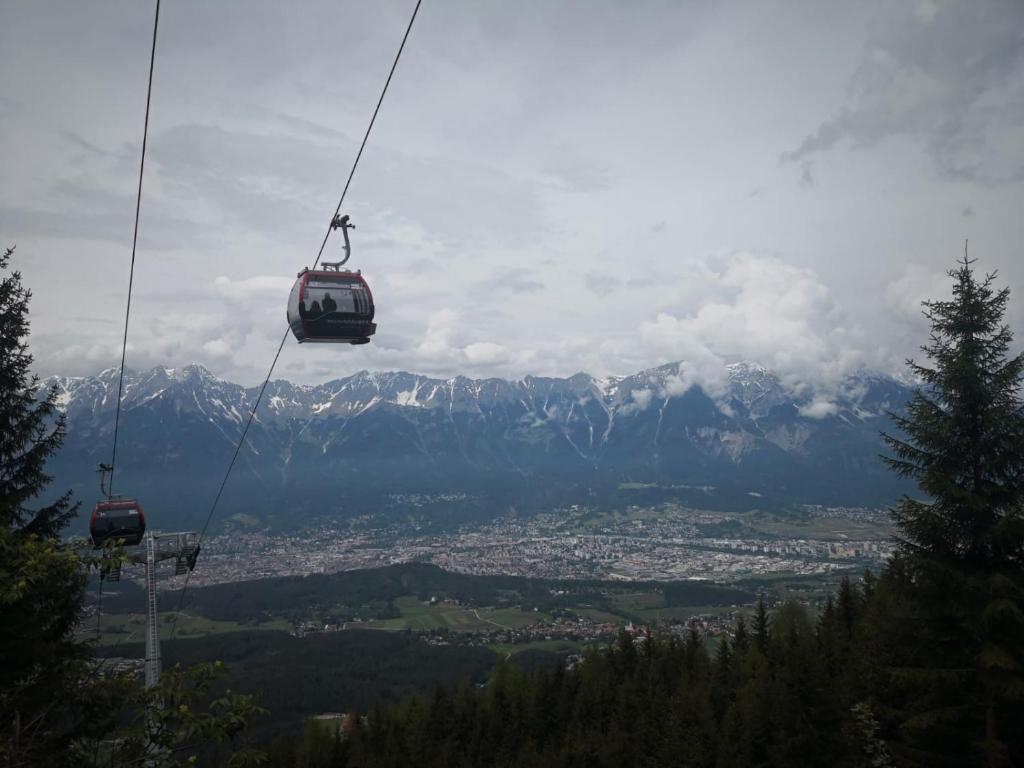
top-left (143, 534), bottom-right (161, 688)
top-left (108, 531), bottom-right (200, 688)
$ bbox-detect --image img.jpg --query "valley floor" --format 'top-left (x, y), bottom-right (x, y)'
top-left (148, 502), bottom-right (893, 592)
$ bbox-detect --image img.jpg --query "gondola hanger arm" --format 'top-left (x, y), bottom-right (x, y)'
top-left (328, 213), bottom-right (355, 267)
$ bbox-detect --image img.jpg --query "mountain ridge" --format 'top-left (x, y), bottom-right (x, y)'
top-left (44, 359), bottom-right (906, 420)
top-left (41, 360), bottom-right (914, 532)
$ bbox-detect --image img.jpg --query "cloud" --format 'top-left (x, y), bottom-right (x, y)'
top-left (618, 386), bottom-right (653, 415)
top-left (415, 308), bottom-right (460, 359)
top-left (585, 271), bottom-right (659, 296)
top-left (59, 129), bottom-right (128, 161)
top-left (202, 339), bottom-right (233, 359)
top-left (784, 0), bottom-right (1024, 183)
top-left (584, 273), bottom-right (614, 296)
top-left (400, 308), bottom-right (536, 377)
top-left (639, 253), bottom-right (878, 396)
top-left (477, 269), bottom-right (545, 295)
top-left (799, 398), bottom-right (839, 419)
top-left (464, 341), bottom-right (509, 365)
top-left (213, 275), bottom-right (293, 302)
top-left (799, 160), bottom-right (815, 187)
top-left (541, 147), bottom-right (613, 193)
top-left (9, 0), bottom-right (1021, 392)
top-left (631, 387), bottom-right (653, 410)
top-left (884, 263), bottom-right (953, 319)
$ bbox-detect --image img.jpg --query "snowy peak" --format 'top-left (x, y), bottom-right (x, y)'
top-left (726, 362), bottom-right (788, 418)
top-left (43, 361), bottom-right (908, 428)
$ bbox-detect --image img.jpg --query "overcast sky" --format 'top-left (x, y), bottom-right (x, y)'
top-left (2, 0), bottom-right (1022, 392)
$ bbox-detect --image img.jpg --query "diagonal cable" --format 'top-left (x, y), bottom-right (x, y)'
top-left (89, 0), bottom-right (160, 675)
top-left (110, 0), bottom-right (161, 496)
top-left (168, 0), bottom-right (424, 638)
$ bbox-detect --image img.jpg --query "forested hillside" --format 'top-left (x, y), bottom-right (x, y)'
top-left (280, 591), bottom-right (871, 768)
top-left (98, 629), bottom-right (499, 742)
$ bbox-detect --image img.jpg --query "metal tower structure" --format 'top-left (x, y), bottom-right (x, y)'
top-left (103, 531), bottom-right (200, 688)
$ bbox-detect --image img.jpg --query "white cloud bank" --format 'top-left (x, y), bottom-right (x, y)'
top-left (30, 249), bottom-right (949, 402)
top-left (636, 253), bottom-right (887, 397)
top-left (784, 0), bottom-right (1024, 183)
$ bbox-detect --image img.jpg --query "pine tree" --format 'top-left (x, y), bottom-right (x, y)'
top-left (1, 246), bottom-right (90, 765)
top-left (884, 256), bottom-right (1024, 566)
top-left (817, 595), bottom-right (839, 677)
top-left (733, 614), bottom-right (749, 655)
top-left (711, 635), bottom-right (733, 720)
top-left (0, 246), bottom-right (77, 536)
top-left (0, 247), bottom-right (264, 767)
top-left (876, 255), bottom-right (1024, 766)
top-left (753, 595), bottom-right (770, 654)
top-left (767, 601), bottom-right (841, 767)
top-left (836, 576), bottom-right (860, 642)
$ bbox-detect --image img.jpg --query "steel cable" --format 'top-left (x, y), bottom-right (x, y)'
top-left (168, 0), bottom-right (424, 639)
top-left (110, 0), bottom-right (161, 496)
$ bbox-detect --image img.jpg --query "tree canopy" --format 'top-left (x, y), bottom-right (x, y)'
top-left (876, 256), bottom-right (1024, 766)
top-left (0, 246), bottom-right (263, 767)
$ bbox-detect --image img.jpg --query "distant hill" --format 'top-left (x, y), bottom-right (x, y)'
top-left (43, 361), bottom-right (913, 532)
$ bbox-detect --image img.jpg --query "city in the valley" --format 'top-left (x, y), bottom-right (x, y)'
top-left (180, 502), bottom-right (894, 590)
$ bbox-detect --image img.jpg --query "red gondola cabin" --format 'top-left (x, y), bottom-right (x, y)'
top-left (90, 499), bottom-right (146, 547)
top-left (287, 266), bottom-right (376, 344)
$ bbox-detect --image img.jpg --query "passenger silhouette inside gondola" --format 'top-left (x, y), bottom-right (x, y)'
top-left (322, 293), bottom-right (338, 313)
top-left (309, 299), bottom-right (323, 316)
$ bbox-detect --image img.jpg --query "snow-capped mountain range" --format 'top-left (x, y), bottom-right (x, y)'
top-left (42, 361), bottom-right (914, 532)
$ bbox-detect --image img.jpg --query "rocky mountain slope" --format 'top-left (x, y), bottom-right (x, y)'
top-left (42, 362), bottom-right (914, 532)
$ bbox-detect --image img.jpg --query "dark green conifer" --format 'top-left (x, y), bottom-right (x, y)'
top-left (733, 614), bottom-right (749, 655)
top-left (0, 247), bottom-right (77, 537)
top-left (711, 635), bottom-right (733, 720)
top-left (753, 596), bottom-right (770, 654)
top-left (1, 246), bottom-right (89, 766)
top-left (0, 248), bottom-right (263, 767)
top-left (836, 576), bottom-right (859, 640)
top-left (817, 595), bottom-right (839, 677)
top-left (876, 255), bottom-right (1024, 766)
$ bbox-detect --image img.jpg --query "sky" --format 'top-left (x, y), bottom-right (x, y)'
top-left (2, 0), bottom-right (1023, 393)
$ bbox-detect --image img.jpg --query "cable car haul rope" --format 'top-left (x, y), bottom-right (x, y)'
top-left (88, 0), bottom-right (425, 672)
top-left (167, 0), bottom-right (425, 637)
top-left (108, 0), bottom-right (160, 500)
top-left (92, 0), bottom-right (161, 644)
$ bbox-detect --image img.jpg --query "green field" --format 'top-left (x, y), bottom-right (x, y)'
top-left (95, 597), bottom-right (559, 644)
top-left (738, 571), bottom-right (858, 601)
top-left (737, 510), bottom-right (893, 540)
top-left (361, 596), bottom-right (550, 633)
top-left (608, 590), bottom-right (663, 611)
top-left (94, 612), bottom-right (291, 645)
top-left (574, 607), bottom-right (623, 624)
top-left (88, 557), bottom-right (853, 647)
top-left (489, 639), bottom-right (585, 656)
top-left (632, 605), bottom-right (735, 622)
